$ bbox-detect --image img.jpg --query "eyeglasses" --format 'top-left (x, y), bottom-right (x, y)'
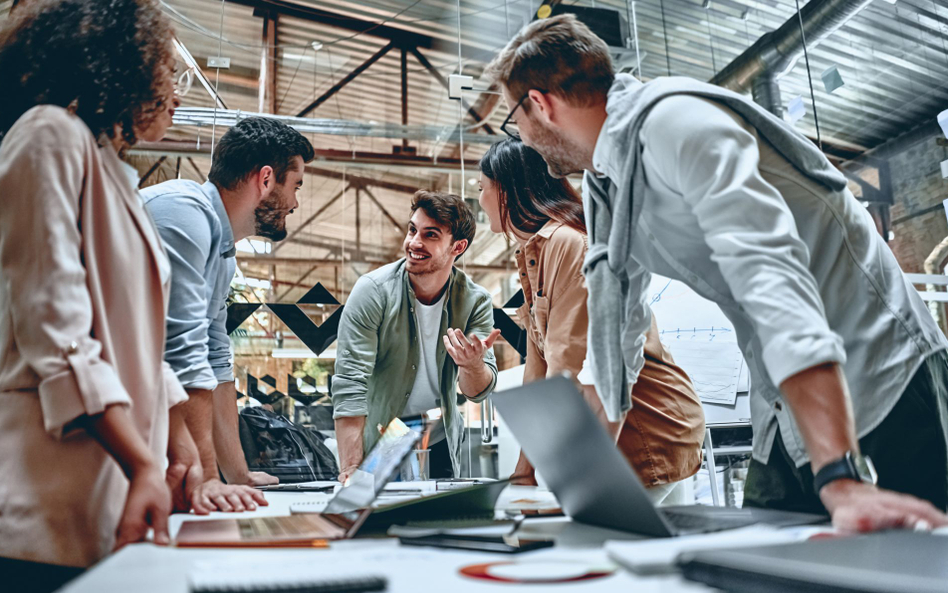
top-left (500, 90), bottom-right (547, 140)
top-left (174, 61), bottom-right (195, 97)
top-left (500, 93), bottom-right (528, 140)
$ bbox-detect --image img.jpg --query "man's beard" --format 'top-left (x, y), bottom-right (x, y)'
top-left (528, 122), bottom-right (587, 179)
top-left (254, 187), bottom-right (289, 241)
top-left (406, 248), bottom-right (454, 277)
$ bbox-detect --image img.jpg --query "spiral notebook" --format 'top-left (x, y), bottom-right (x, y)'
top-left (189, 562), bottom-right (386, 593)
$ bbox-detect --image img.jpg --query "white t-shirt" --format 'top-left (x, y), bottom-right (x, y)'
top-left (577, 358), bottom-right (595, 386)
top-left (404, 292), bottom-right (446, 418)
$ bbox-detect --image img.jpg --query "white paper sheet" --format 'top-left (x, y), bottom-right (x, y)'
top-left (663, 340), bottom-right (742, 405)
top-left (605, 525), bottom-right (834, 575)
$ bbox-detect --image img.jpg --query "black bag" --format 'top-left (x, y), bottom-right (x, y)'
top-left (238, 406), bottom-right (339, 483)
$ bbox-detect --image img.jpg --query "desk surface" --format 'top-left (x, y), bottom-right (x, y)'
top-left (61, 485), bottom-right (712, 593)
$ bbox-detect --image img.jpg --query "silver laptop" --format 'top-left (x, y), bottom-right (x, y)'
top-left (176, 419), bottom-right (421, 546)
top-left (679, 530), bottom-right (948, 593)
top-left (491, 375), bottom-right (825, 537)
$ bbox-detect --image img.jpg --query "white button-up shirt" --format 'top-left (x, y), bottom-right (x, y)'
top-left (587, 93), bottom-right (946, 466)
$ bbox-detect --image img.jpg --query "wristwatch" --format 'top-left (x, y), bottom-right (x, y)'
top-left (813, 451), bottom-right (878, 495)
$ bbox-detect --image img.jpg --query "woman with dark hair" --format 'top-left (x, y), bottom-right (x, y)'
top-left (0, 0), bottom-right (225, 588)
top-left (478, 139), bottom-right (706, 502)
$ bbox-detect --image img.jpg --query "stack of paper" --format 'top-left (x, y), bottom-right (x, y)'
top-left (664, 340), bottom-right (743, 405)
top-left (604, 525), bottom-right (833, 575)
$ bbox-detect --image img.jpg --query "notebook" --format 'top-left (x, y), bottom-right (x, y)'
top-left (189, 562), bottom-right (386, 593)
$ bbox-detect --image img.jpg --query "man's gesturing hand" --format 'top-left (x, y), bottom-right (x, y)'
top-left (443, 328), bottom-right (500, 369)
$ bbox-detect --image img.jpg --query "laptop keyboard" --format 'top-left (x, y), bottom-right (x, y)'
top-left (661, 509), bottom-right (754, 533)
top-left (238, 517), bottom-right (313, 540)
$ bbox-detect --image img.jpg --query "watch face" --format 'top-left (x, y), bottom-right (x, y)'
top-left (853, 454), bottom-right (878, 485)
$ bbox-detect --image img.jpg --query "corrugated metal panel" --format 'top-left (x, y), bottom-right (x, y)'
top-left (152, 0), bottom-right (948, 152)
top-left (4, 0), bottom-right (945, 290)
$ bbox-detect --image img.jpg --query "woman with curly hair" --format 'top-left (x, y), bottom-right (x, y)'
top-left (478, 139), bottom-right (706, 503)
top-left (0, 0), bottom-right (226, 588)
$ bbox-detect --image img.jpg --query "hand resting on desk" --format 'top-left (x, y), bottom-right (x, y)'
top-left (820, 479), bottom-right (948, 532)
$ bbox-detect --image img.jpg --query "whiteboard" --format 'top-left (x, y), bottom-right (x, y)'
top-left (648, 275), bottom-right (752, 425)
top-left (648, 275), bottom-right (737, 344)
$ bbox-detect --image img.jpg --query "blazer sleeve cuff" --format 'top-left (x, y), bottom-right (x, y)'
top-left (163, 363), bottom-right (189, 409)
top-left (38, 356), bottom-right (131, 439)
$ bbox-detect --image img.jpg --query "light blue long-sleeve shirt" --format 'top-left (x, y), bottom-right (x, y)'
top-left (142, 180), bottom-right (236, 389)
top-left (584, 75), bottom-right (947, 467)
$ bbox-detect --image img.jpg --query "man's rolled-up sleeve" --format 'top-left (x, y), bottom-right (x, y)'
top-left (641, 95), bottom-right (846, 387)
top-left (207, 299), bottom-right (234, 384)
top-left (332, 277), bottom-right (384, 418)
top-left (464, 293), bottom-right (498, 403)
top-left (0, 111), bottom-right (131, 438)
top-left (146, 197), bottom-right (218, 390)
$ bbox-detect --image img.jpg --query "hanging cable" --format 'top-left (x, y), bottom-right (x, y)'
top-left (659, 0), bottom-right (672, 76)
top-left (276, 46), bottom-right (309, 113)
top-left (210, 0), bottom-right (226, 157)
top-left (705, 11), bottom-right (718, 74)
top-left (793, 0), bottom-right (822, 150)
top-left (504, 0), bottom-right (510, 38)
top-left (625, 0), bottom-right (642, 78)
top-left (456, 0), bottom-right (467, 234)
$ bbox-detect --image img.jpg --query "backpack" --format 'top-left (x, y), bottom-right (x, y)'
top-left (238, 406), bottom-right (339, 482)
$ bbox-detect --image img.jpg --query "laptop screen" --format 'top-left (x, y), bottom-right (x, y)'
top-left (324, 417), bottom-right (420, 515)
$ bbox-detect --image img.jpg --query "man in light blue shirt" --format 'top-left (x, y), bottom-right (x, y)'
top-left (142, 118), bottom-right (314, 508)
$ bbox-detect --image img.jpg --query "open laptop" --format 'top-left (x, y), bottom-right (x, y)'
top-left (290, 479), bottom-right (511, 528)
top-left (176, 418), bottom-right (421, 547)
top-left (678, 530), bottom-right (948, 593)
top-left (491, 375), bottom-right (825, 538)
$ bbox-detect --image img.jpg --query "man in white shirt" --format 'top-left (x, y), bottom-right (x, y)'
top-left (485, 14), bottom-right (948, 531)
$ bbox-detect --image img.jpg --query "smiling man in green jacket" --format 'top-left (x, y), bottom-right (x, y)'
top-left (332, 190), bottom-right (501, 481)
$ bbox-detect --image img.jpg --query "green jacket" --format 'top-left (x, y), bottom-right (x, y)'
top-left (332, 259), bottom-right (498, 476)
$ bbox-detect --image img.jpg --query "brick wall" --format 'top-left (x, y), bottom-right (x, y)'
top-left (887, 136), bottom-right (948, 273)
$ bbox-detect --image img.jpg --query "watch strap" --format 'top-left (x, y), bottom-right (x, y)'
top-left (813, 453), bottom-right (858, 495)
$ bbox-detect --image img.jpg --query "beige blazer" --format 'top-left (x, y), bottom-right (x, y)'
top-left (517, 221), bottom-right (705, 486)
top-left (0, 106), bottom-right (187, 567)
